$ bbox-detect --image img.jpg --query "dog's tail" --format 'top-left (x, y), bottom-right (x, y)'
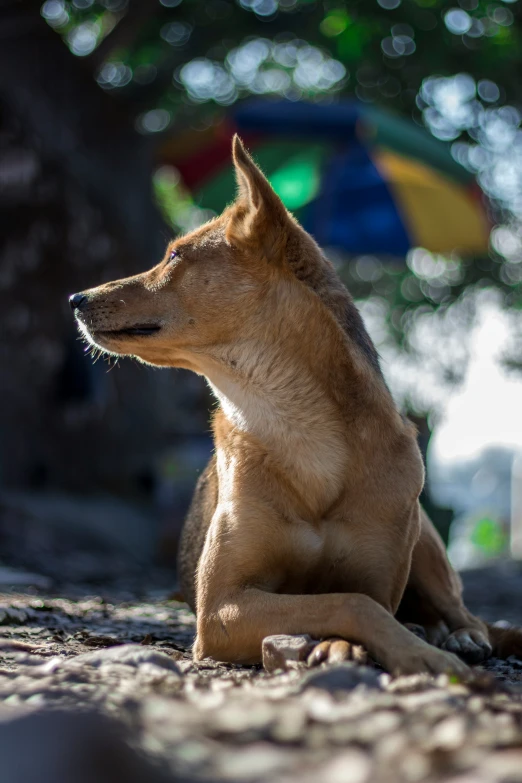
top-left (487, 622), bottom-right (522, 659)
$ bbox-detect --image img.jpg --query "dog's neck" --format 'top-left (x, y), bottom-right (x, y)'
top-left (200, 333), bottom-right (349, 512)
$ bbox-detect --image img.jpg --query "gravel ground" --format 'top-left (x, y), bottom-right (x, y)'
top-left (2, 560), bottom-right (522, 783)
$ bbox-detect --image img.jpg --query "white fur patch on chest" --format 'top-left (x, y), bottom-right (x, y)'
top-left (207, 353), bottom-right (347, 509)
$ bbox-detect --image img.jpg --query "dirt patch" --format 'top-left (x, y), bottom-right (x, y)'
top-left (1, 564), bottom-right (522, 783)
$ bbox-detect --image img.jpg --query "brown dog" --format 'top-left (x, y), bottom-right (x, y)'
top-left (71, 136), bottom-right (520, 675)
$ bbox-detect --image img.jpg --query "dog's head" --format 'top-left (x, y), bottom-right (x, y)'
top-left (70, 136), bottom-right (318, 369)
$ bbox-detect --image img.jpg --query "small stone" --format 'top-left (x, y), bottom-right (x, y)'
top-left (300, 662), bottom-right (382, 693)
top-left (396, 689), bottom-right (452, 711)
top-left (271, 703), bottom-right (307, 743)
top-left (316, 749), bottom-right (371, 783)
top-left (211, 698), bottom-right (275, 734)
top-left (386, 674), bottom-right (434, 694)
top-left (0, 608), bottom-right (28, 625)
top-left (467, 696), bottom-right (485, 713)
top-left (375, 731), bottom-right (409, 761)
top-left (68, 644), bottom-right (180, 673)
top-left (356, 710), bottom-right (402, 741)
top-left (217, 742), bottom-right (295, 779)
top-left (426, 715), bottom-right (467, 751)
top-left (2, 693), bottom-right (22, 706)
top-left (482, 749), bottom-right (522, 781)
top-left (262, 635), bottom-right (314, 673)
top-left (399, 750), bottom-right (431, 782)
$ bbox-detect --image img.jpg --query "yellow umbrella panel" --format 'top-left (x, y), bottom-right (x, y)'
top-left (374, 149), bottom-right (491, 256)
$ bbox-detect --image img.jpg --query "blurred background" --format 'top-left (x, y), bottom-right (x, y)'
top-left (1, 0), bottom-right (522, 588)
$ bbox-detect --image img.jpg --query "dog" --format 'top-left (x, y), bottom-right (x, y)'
top-left (70, 135), bottom-right (522, 675)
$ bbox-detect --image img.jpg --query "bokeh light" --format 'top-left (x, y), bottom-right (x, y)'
top-left (177, 37), bottom-right (345, 106)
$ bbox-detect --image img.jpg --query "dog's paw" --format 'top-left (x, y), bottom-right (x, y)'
top-left (442, 628), bottom-right (492, 664)
top-left (403, 623), bottom-right (428, 642)
top-left (387, 642), bottom-right (470, 677)
top-left (307, 637), bottom-right (367, 667)
top-left (404, 621), bottom-right (451, 648)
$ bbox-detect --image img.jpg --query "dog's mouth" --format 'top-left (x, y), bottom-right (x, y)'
top-left (99, 324), bottom-right (162, 338)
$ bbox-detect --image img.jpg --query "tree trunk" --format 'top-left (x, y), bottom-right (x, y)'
top-left (0, 1), bottom-right (167, 265)
top-left (0, 3), bottom-right (210, 494)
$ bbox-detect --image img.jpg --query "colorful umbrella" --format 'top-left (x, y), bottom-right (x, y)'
top-left (161, 100), bottom-right (491, 257)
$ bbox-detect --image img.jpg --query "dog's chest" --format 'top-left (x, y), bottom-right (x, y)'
top-left (277, 517), bottom-right (388, 597)
top-left (209, 368), bottom-right (348, 509)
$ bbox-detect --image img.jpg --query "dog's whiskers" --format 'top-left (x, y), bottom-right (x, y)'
top-left (105, 356), bottom-right (120, 372)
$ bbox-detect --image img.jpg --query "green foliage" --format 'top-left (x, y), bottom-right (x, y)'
top-left (43, 1), bottom-right (522, 120)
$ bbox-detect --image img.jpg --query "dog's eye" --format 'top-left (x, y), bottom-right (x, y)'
top-left (169, 250), bottom-right (178, 261)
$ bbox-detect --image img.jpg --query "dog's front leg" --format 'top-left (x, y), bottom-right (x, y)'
top-left (194, 587), bottom-right (469, 676)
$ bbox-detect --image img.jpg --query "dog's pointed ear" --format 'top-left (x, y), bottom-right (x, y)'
top-left (227, 135), bottom-right (290, 258)
top-left (232, 134), bottom-right (273, 210)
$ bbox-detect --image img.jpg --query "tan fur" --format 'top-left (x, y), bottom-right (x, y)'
top-left (71, 135), bottom-right (520, 675)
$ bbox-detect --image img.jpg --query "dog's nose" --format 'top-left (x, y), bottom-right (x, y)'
top-left (69, 293), bottom-right (88, 311)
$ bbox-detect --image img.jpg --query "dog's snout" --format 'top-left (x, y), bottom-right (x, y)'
top-left (69, 293), bottom-right (88, 311)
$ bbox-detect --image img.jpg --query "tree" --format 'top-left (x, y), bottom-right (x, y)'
top-left (1, 0), bottom-right (521, 491)
top-left (0, 0), bottom-right (207, 492)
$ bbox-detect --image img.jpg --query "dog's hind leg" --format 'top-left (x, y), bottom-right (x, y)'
top-left (396, 508), bottom-right (492, 663)
top-left (178, 456), bottom-right (218, 613)
top-left (486, 623), bottom-right (522, 659)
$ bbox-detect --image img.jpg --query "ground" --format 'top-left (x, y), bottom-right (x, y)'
top-left (2, 557), bottom-right (522, 783)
